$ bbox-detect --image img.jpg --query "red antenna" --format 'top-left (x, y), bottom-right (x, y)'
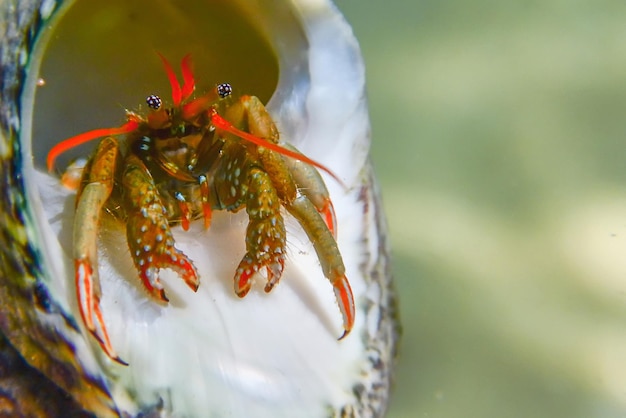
top-left (47, 117), bottom-right (140, 172)
top-left (209, 109), bottom-right (346, 188)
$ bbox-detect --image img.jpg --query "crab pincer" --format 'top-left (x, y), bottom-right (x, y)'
top-left (233, 166), bottom-right (288, 297)
top-left (123, 155), bottom-right (200, 301)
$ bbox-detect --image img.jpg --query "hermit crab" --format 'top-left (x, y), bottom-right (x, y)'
top-left (47, 54), bottom-right (355, 364)
top-left (2, 0), bottom-right (397, 416)
top-left (48, 55), bottom-right (354, 362)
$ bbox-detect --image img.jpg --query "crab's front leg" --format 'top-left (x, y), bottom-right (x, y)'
top-left (234, 166), bottom-right (288, 297)
top-left (122, 155), bottom-right (200, 301)
top-left (224, 96), bottom-right (355, 338)
top-left (73, 137), bottom-right (127, 364)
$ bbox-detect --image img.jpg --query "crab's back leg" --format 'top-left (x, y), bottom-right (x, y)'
top-left (73, 137), bottom-right (126, 364)
top-left (122, 155), bottom-right (200, 301)
top-left (277, 143), bottom-right (338, 238)
top-left (261, 144), bottom-right (354, 338)
top-left (284, 194), bottom-right (355, 338)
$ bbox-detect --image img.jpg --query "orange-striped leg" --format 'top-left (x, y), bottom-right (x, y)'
top-left (285, 193), bottom-right (354, 339)
top-left (174, 191), bottom-right (192, 231)
top-left (271, 143), bottom-right (339, 238)
top-left (199, 174), bottom-right (212, 229)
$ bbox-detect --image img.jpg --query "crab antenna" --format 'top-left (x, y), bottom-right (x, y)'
top-left (157, 52), bottom-right (182, 106)
top-left (47, 119), bottom-right (140, 172)
top-left (209, 110), bottom-right (346, 189)
top-left (180, 54), bottom-right (195, 102)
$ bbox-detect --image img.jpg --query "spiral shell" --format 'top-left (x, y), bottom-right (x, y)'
top-left (0, 0), bottom-right (398, 416)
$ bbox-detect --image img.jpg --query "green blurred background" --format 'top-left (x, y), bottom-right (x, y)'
top-left (337, 1), bottom-right (626, 417)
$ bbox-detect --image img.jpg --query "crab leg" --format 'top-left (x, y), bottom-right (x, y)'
top-left (233, 166), bottom-right (287, 297)
top-left (278, 143), bottom-right (338, 238)
top-left (210, 104), bottom-right (346, 188)
top-left (285, 194), bottom-right (355, 338)
top-left (226, 97), bottom-right (355, 338)
top-left (173, 191), bottom-right (192, 231)
top-left (73, 137), bottom-right (127, 364)
top-left (122, 155), bottom-right (200, 301)
top-left (259, 147), bottom-right (355, 338)
top-left (198, 174), bottom-right (212, 228)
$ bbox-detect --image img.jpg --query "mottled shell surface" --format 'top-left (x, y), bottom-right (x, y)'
top-left (0, 0), bottom-right (398, 416)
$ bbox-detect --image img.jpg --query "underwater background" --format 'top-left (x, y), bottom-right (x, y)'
top-left (339, 1), bottom-right (626, 417)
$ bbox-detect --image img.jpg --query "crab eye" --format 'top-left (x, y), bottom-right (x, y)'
top-left (146, 94), bottom-right (162, 110)
top-left (217, 83), bottom-right (232, 98)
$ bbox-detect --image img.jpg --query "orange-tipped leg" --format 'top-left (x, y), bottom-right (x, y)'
top-left (284, 193), bottom-right (354, 340)
top-left (72, 137), bottom-right (128, 364)
top-left (174, 191), bottom-right (192, 231)
top-left (75, 259), bottom-right (128, 365)
top-left (333, 274), bottom-right (355, 339)
top-left (199, 174), bottom-right (212, 229)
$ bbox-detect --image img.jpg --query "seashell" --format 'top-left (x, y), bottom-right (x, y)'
top-left (0, 0), bottom-right (398, 416)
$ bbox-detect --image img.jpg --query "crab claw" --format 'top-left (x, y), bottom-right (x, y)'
top-left (75, 259), bottom-right (128, 365)
top-left (333, 274), bottom-right (355, 339)
top-left (234, 254), bottom-right (286, 298)
top-left (137, 255), bottom-right (199, 302)
top-left (124, 155), bottom-right (200, 301)
top-left (126, 210), bottom-right (200, 302)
